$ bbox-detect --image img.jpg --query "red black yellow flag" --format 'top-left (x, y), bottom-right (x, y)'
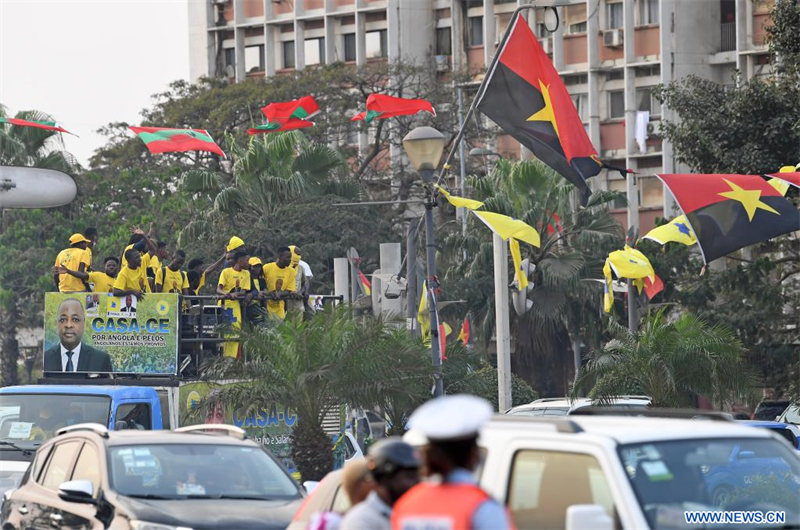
top-left (476, 14), bottom-right (601, 192)
top-left (656, 173), bottom-right (800, 263)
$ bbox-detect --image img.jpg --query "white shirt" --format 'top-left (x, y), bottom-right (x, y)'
top-left (60, 343), bottom-right (82, 372)
top-left (299, 260), bottom-right (312, 278)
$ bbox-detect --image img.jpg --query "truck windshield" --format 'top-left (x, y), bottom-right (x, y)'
top-left (619, 438), bottom-right (800, 529)
top-left (0, 393), bottom-right (111, 450)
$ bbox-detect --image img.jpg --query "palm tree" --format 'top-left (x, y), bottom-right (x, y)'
top-left (0, 107), bottom-right (78, 386)
top-left (178, 131), bottom-right (351, 247)
top-left (199, 307), bottom-right (431, 480)
top-left (440, 159), bottom-right (623, 395)
top-left (572, 310), bottom-right (759, 408)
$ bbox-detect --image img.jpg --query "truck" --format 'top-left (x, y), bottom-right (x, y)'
top-left (0, 382), bottom-right (178, 498)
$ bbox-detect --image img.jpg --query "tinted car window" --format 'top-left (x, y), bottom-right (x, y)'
top-left (72, 442), bottom-right (101, 494)
top-left (41, 441), bottom-right (81, 490)
top-left (31, 444), bottom-right (54, 483)
top-left (782, 404), bottom-right (800, 424)
top-left (110, 444), bottom-right (301, 499)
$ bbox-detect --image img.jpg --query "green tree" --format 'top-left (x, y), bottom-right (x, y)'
top-left (0, 107), bottom-right (79, 386)
top-left (200, 307), bottom-right (431, 480)
top-left (573, 310), bottom-right (758, 408)
top-left (440, 159), bottom-right (623, 396)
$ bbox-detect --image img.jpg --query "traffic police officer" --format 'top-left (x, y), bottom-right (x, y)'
top-left (391, 394), bottom-right (514, 530)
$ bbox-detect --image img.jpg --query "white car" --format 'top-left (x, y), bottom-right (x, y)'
top-left (506, 395), bottom-right (651, 416)
top-left (777, 403), bottom-right (800, 439)
top-left (478, 412), bottom-right (800, 529)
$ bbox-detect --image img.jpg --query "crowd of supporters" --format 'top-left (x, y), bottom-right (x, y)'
top-left (53, 225), bottom-right (313, 358)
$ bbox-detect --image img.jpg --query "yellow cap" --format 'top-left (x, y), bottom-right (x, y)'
top-left (248, 257), bottom-right (262, 267)
top-left (779, 165), bottom-right (796, 173)
top-left (289, 245), bottom-right (301, 265)
top-left (226, 236), bottom-right (245, 252)
top-left (69, 233), bottom-right (90, 245)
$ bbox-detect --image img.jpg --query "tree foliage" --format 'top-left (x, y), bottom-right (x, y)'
top-left (573, 310), bottom-right (759, 408)
top-left (199, 307), bottom-right (432, 480)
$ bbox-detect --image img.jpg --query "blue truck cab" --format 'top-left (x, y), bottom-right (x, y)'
top-left (0, 384), bottom-right (174, 498)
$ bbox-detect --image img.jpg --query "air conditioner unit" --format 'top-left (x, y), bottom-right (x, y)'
top-left (539, 38), bottom-right (552, 54)
top-left (646, 120), bottom-right (661, 137)
top-left (434, 55), bottom-right (451, 72)
top-left (603, 29), bottom-right (623, 48)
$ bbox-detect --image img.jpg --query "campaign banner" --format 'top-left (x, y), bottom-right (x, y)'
top-left (43, 292), bottom-right (179, 374)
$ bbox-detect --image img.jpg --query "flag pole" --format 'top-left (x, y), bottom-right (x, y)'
top-left (436, 5), bottom-right (537, 185)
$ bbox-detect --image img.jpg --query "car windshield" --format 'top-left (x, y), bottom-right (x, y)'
top-left (109, 444), bottom-right (301, 500)
top-left (0, 394), bottom-right (111, 450)
top-left (619, 438), bottom-right (800, 529)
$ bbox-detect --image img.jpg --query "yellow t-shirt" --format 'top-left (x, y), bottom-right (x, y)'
top-left (113, 265), bottom-right (152, 293)
top-left (262, 263), bottom-right (297, 293)
top-left (88, 271), bottom-right (116, 293)
top-left (218, 267), bottom-right (251, 294)
top-left (149, 255), bottom-right (161, 276)
top-left (121, 243), bottom-right (152, 271)
top-left (54, 247), bottom-right (91, 292)
top-left (262, 263), bottom-right (297, 318)
top-left (155, 266), bottom-right (188, 293)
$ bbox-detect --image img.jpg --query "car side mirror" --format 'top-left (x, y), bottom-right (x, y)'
top-left (58, 479), bottom-right (96, 504)
top-left (566, 504), bottom-right (613, 530)
top-left (303, 480), bottom-right (319, 494)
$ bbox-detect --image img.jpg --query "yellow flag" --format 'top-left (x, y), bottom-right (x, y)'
top-left (509, 238), bottom-right (528, 290)
top-left (472, 210), bottom-right (541, 247)
top-left (641, 215), bottom-right (697, 246)
top-left (606, 246), bottom-right (655, 281)
top-left (417, 281), bottom-right (430, 343)
top-left (603, 260), bottom-right (613, 313)
top-left (436, 186), bottom-right (484, 210)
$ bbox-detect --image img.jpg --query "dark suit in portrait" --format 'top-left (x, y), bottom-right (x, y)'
top-left (43, 342), bottom-right (113, 372)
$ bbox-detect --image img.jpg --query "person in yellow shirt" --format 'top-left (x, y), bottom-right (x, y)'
top-left (246, 257), bottom-right (267, 324)
top-left (262, 247), bottom-right (298, 320)
top-left (87, 257), bottom-right (119, 293)
top-left (155, 250), bottom-right (190, 294)
top-left (53, 234), bottom-right (92, 292)
top-left (148, 240), bottom-right (169, 278)
top-left (225, 236), bottom-right (246, 268)
top-left (217, 251), bottom-right (252, 359)
top-left (113, 249), bottom-right (151, 300)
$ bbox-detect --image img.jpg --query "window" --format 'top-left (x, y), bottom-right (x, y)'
top-left (41, 441), bottom-right (81, 490)
top-left (568, 21), bottom-right (587, 34)
top-left (571, 93), bottom-right (588, 121)
top-left (157, 389), bottom-right (171, 430)
top-left (32, 445), bottom-right (54, 483)
top-left (564, 73), bottom-right (588, 86)
top-left (72, 443), bottom-right (101, 494)
top-left (607, 2), bottom-right (623, 29)
top-left (365, 30), bottom-right (387, 58)
top-left (224, 48), bottom-right (235, 70)
top-left (535, 22), bottom-right (547, 38)
top-left (305, 37), bottom-right (325, 65)
top-left (343, 33), bottom-right (356, 61)
top-left (282, 41), bottom-right (295, 69)
top-left (606, 69), bottom-right (624, 81)
top-left (636, 87), bottom-right (653, 113)
top-left (116, 403), bottom-right (151, 430)
top-left (507, 450), bottom-right (616, 529)
top-left (638, 0), bottom-right (659, 25)
top-left (609, 90), bottom-right (625, 119)
top-left (469, 16), bottom-right (484, 46)
top-left (435, 27), bottom-right (452, 56)
top-left (245, 45), bottom-right (264, 72)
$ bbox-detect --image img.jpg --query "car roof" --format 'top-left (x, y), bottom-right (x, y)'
top-left (508, 395), bottom-right (651, 412)
top-left (105, 430), bottom-right (259, 446)
top-left (485, 414), bottom-right (774, 445)
top-left (739, 420), bottom-right (791, 429)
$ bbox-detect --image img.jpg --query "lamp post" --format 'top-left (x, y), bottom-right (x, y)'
top-left (403, 126), bottom-right (446, 398)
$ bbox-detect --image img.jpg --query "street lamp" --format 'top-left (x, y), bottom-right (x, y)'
top-left (403, 126), bottom-right (446, 398)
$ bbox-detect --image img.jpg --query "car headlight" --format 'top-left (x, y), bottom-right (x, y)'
top-left (130, 522), bottom-right (194, 530)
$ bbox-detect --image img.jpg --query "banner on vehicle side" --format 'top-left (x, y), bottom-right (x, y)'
top-left (43, 292), bottom-right (179, 374)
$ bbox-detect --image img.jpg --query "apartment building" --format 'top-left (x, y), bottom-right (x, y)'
top-left (188, 0), bottom-right (773, 232)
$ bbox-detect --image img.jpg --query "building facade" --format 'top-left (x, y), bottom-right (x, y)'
top-left (188, 0), bottom-right (773, 232)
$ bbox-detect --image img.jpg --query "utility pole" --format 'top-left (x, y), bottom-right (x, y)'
top-left (626, 170), bottom-right (639, 331)
top-left (406, 221), bottom-right (418, 334)
top-left (423, 173), bottom-right (443, 397)
top-left (493, 234), bottom-right (512, 412)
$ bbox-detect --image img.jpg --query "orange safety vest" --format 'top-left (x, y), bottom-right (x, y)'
top-left (391, 482), bottom-right (489, 530)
